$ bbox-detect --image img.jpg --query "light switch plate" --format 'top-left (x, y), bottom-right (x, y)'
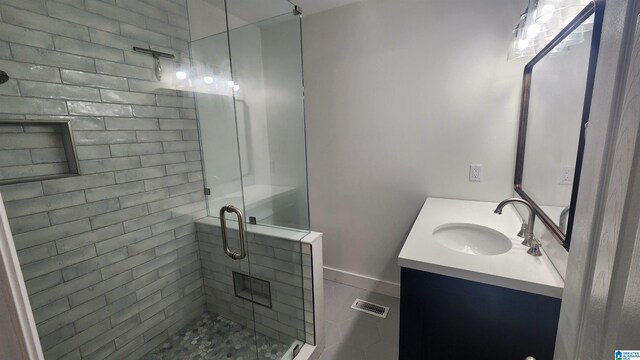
top-left (469, 164), bottom-right (482, 182)
top-left (559, 166), bottom-right (575, 185)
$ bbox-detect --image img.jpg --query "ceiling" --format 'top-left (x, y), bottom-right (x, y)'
top-left (202, 0), bottom-right (363, 21)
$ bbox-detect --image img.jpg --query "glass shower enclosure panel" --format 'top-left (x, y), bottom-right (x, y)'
top-left (226, 3), bottom-right (310, 356)
top-left (189, 7), bottom-right (261, 360)
top-left (190, 0), bottom-right (309, 358)
top-left (226, 5), bottom-right (310, 233)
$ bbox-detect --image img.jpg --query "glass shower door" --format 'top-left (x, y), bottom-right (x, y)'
top-left (189, 3), bottom-right (263, 359)
top-left (190, 0), bottom-right (309, 358)
top-left (225, 7), bottom-right (310, 358)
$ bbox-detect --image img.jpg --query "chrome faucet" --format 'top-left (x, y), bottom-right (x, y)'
top-left (494, 198), bottom-right (542, 256)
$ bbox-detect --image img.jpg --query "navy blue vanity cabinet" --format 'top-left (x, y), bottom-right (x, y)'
top-left (399, 267), bottom-right (561, 360)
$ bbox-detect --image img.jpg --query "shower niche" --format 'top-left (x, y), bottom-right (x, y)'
top-left (0, 121), bottom-right (80, 185)
top-left (233, 271), bottom-right (272, 308)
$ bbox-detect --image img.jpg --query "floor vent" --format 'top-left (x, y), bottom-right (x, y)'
top-left (351, 298), bottom-right (389, 318)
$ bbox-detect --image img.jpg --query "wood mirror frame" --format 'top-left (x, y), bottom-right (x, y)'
top-left (514, 1), bottom-right (604, 250)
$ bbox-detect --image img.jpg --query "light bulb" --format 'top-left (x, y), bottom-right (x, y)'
top-left (526, 23), bottom-right (541, 38)
top-left (203, 76), bottom-right (214, 84)
top-left (518, 39), bottom-right (529, 50)
top-left (233, 84), bottom-right (240, 92)
top-left (538, 4), bottom-right (555, 23)
top-left (227, 80), bottom-right (235, 88)
top-left (176, 71), bottom-right (187, 80)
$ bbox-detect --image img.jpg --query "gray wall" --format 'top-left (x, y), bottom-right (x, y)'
top-left (303, 0), bottom-right (525, 285)
top-left (0, 1), bottom-right (207, 359)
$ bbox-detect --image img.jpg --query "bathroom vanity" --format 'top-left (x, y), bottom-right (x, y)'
top-left (398, 198), bottom-right (564, 359)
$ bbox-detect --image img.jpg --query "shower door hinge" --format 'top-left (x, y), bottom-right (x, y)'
top-left (293, 5), bottom-right (302, 15)
top-left (203, 188), bottom-right (211, 196)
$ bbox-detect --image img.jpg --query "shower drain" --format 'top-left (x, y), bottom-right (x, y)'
top-left (351, 299), bottom-right (390, 318)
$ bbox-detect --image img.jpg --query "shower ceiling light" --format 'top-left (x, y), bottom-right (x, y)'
top-left (226, 80), bottom-right (239, 91)
top-left (176, 71), bottom-right (187, 80)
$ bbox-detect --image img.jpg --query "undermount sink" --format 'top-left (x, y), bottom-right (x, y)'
top-left (432, 223), bottom-right (512, 256)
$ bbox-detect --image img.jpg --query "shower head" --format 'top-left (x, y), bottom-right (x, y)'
top-left (0, 70), bottom-right (9, 85)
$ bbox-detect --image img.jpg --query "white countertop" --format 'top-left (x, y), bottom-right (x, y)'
top-left (398, 198), bottom-right (564, 298)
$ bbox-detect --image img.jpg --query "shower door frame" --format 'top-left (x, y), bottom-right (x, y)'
top-left (190, 1), bottom-right (309, 358)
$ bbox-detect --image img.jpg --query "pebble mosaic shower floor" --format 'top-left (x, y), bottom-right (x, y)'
top-left (141, 313), bottom-right (292, 360)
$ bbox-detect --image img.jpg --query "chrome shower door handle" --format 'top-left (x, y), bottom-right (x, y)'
top-left (219, 205), bottom-right (248, 260)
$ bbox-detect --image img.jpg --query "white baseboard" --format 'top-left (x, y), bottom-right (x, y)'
top-left (323, 266), bottom-right (400, 298)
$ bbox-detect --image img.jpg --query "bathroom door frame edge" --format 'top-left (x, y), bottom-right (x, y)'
top-left (555, 0), bottom-right (640, 358)
top-left (0, 193), bottom-right (45, 360)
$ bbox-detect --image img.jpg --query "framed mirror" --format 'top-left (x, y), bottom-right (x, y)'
top-left (514, 1), bottom-right (604, 250)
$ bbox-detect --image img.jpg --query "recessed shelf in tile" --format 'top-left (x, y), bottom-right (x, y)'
top-left (0, 120), bottom-right (80, 185)
top-left (233, 271), bottom-right (272, 308)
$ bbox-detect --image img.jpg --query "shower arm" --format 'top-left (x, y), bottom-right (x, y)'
top-left (0, 70), bottom-right (9, 85)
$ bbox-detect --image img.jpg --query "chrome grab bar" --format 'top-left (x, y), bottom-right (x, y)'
top-left (219, 205), bottom-right (247, 260)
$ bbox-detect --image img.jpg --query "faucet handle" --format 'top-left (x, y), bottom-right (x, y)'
top-left (521, 227), bottom-right (535, 247)
top-left (527, 242), bottom-right (543, 256)
top-left (524, 237), bottom-right (542, 256)
top-left (517, 223), bottom-right (527, 238)
top-left (521, 230), bottom-right (540, 249)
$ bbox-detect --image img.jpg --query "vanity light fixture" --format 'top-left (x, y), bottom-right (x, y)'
top-left (536, 3), bottom-right (556, 23)
top-left (508, 0), bottom-right (592, 61)
top-left (508, 11), bottom-right (537, 61)
top-left (526, 23), bottom-right (542, 38)
top-left (534, 0), bottom-right (591, 27)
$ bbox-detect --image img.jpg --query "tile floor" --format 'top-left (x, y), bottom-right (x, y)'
top-left (139, 280), bottom-right (399, 360)
top-left (141, 312), bottom-right (291, 360)
top-left (319, 280), bottom-right (400, 360)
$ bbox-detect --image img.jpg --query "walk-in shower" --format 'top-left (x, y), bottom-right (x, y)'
top-left (0, 0), bottom-right (321, 359)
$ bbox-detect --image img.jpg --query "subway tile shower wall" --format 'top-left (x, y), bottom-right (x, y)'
top-left (0, 1), bottom-right (207, 359)
top-left (196, 222), bottom-right (316, 346)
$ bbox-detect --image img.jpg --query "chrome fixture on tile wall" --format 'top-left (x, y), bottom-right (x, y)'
top-left (0, 70), bottom-right (8, 84)
top-left (508, 0), bottom-right (594, 60)
top-left (132, 47), bottom-right (175, 81)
